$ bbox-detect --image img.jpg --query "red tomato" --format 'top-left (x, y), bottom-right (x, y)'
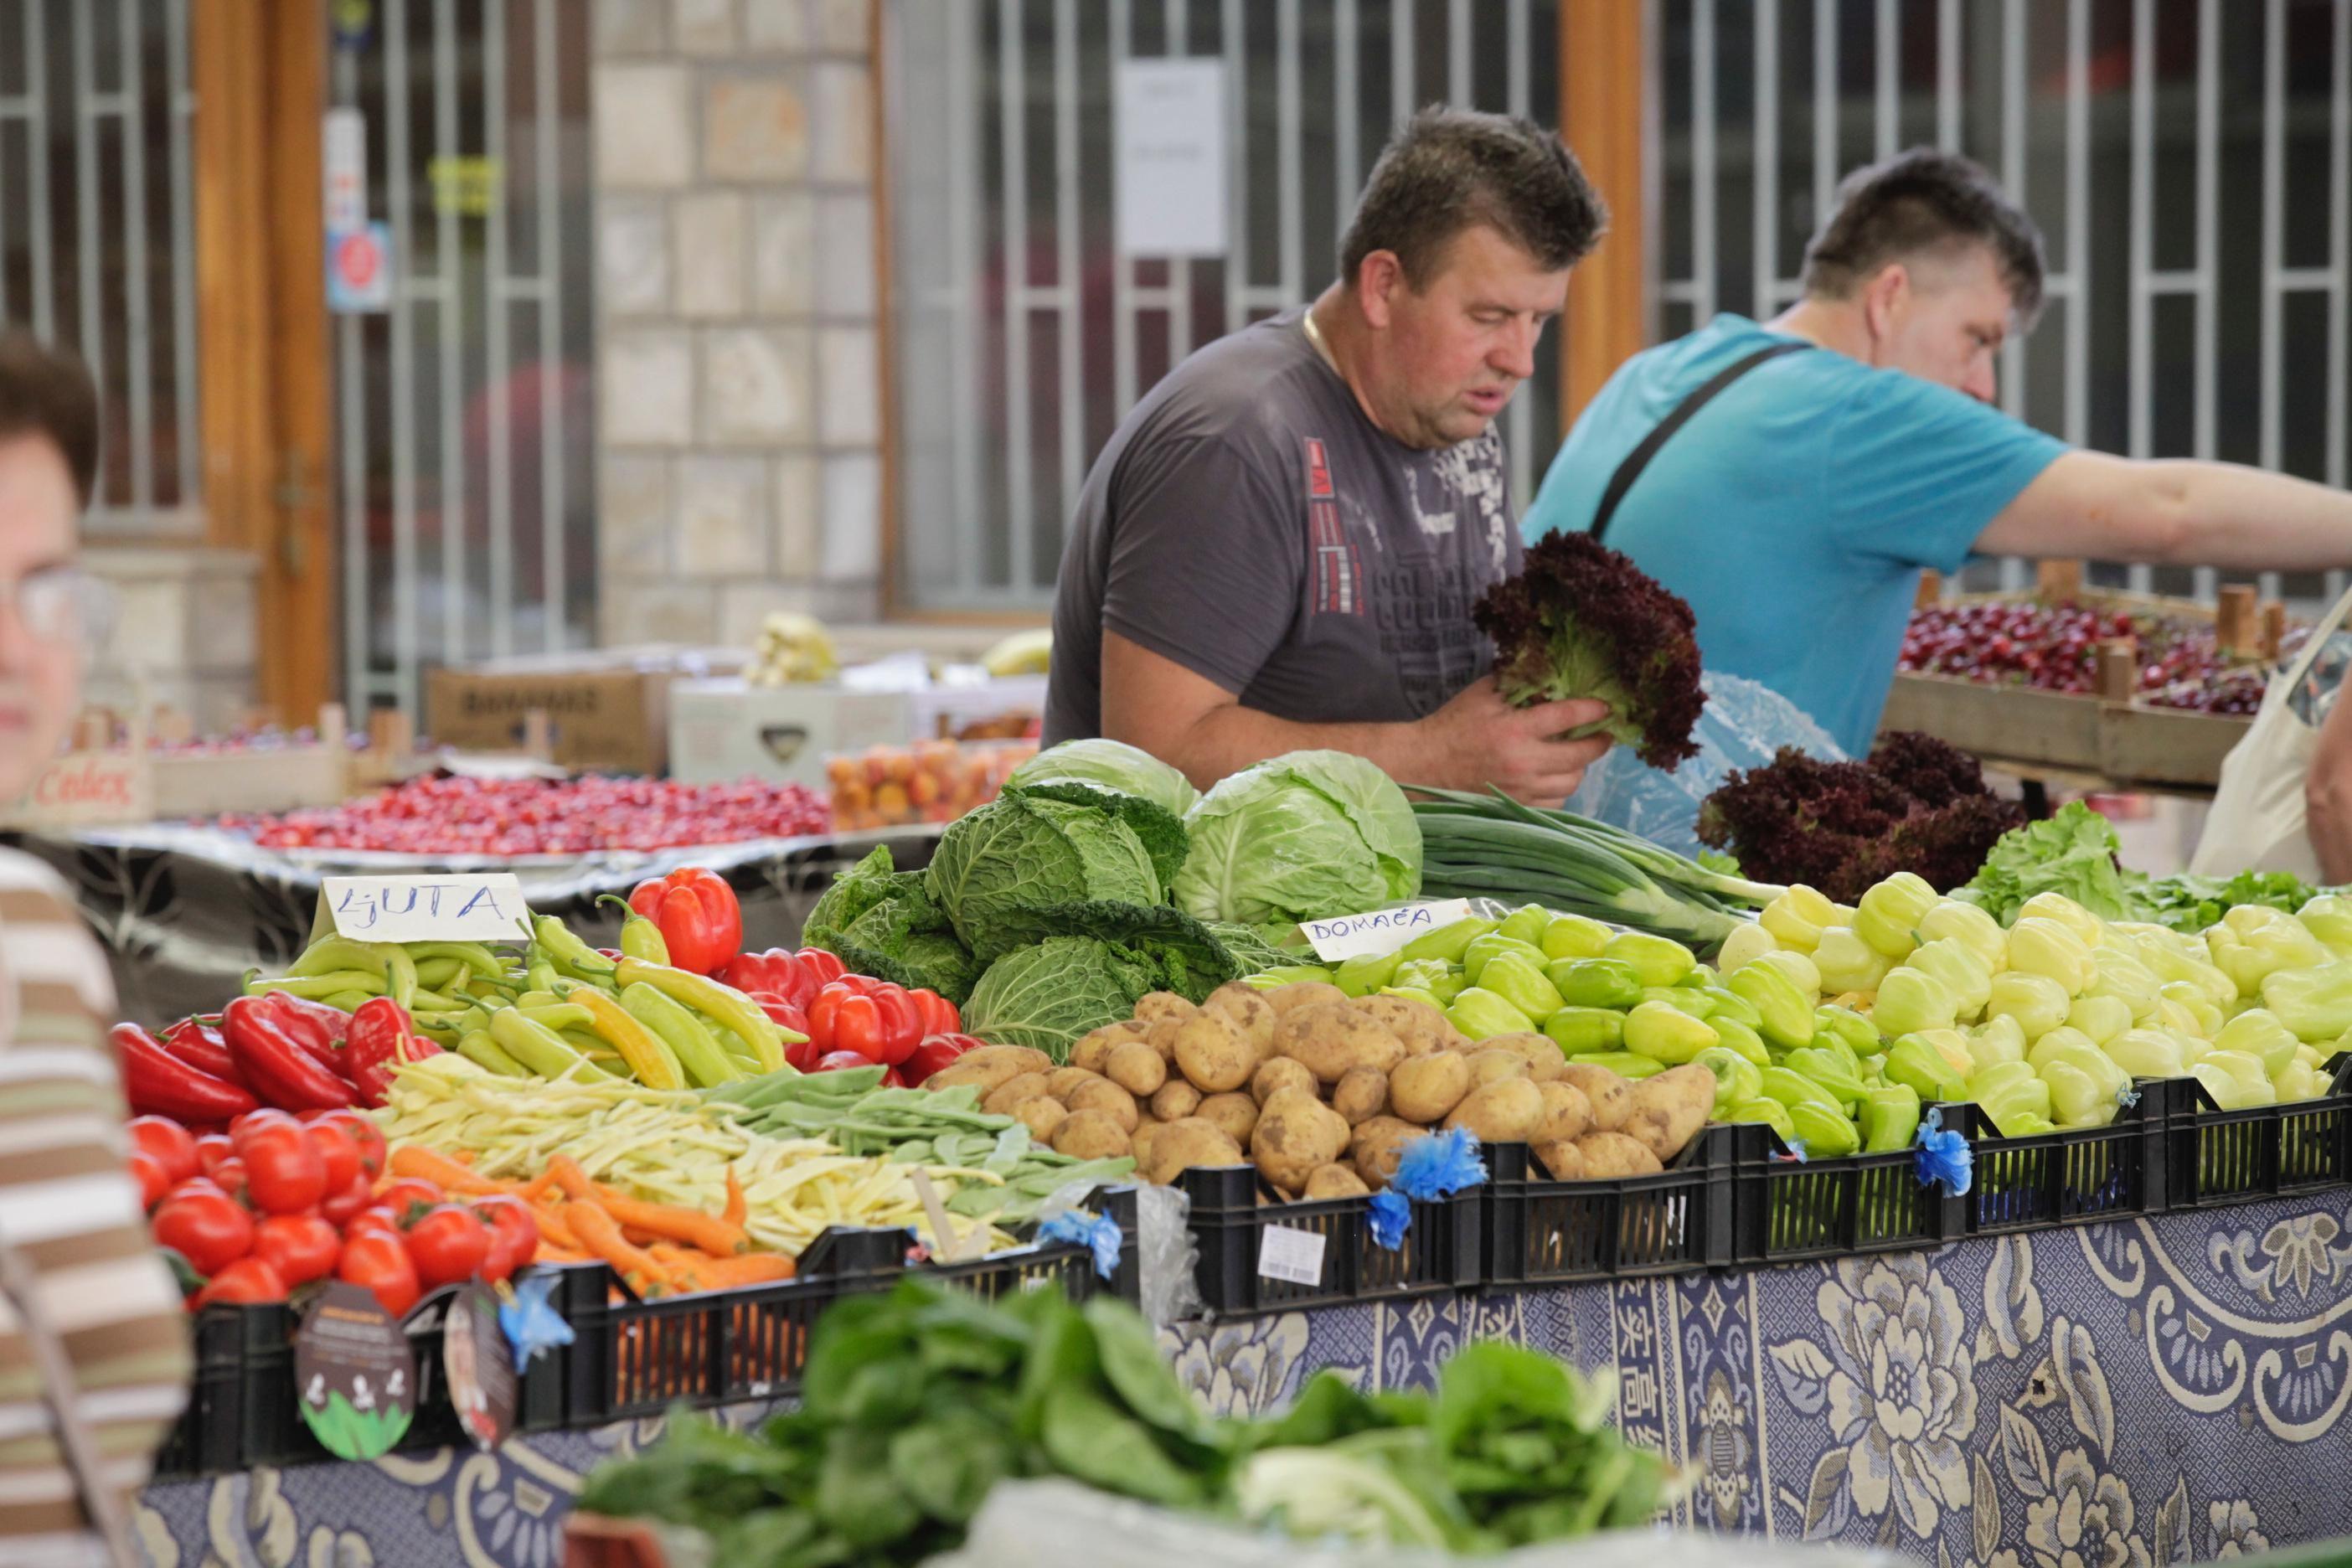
top-left (252, 1215), bottom-right (342, 1287)
top-left (471, 1196), bottom-right (539, 1282)
top-left (336, 1230), bottom-right (420, 1316)
top-left (304, 1122), bottom-right (360, 1194)
top-left (403, 1204), bottom-right (490, 1290)
top-left (152, 1185), bottom-right (255, 1275)
top-left (129, 1151), bottom-right (168, 1210)
top-left (344, 1204), bottom-right (403, 1237)
top-left (229, 1109), bottom-right (297, 1145)
top-left (127, 1117), bottom-right (200, 1185)
top-left (193, 1257), bottom-right (288, 1308)
top-left (315, 1111), bottom-right (387, 1181)
top-left (319, 1171), bottom-right (375, 1226)
top-left (193, 1133), bottom-right (237, 1180)
top-left (377, 1177), bottom-right (444, 1217)
top-left (237, 1122), bottom-right (328, 1215)
top-left (902, 1033), bottom-right (980, 1086)
top-left (208, 1158), bottom-right (250, 1203)
top-left (815, 1050), bottom-right (875, 1073)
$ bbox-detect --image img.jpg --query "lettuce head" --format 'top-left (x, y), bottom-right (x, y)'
top-left (1173, 750), bottom-right (1422, 927)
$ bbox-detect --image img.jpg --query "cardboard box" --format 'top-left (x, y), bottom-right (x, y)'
top-left (425, 647), bottom-right (745, 775)
top-left (668, 675), bottom-right (1047, 787)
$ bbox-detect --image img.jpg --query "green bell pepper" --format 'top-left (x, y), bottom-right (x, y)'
top-left (1813, 1004), bottom-right (1884, 1058)
top-left (1759, 1065), bottom-right (1844, 1115)
top-left (1874, 967), bottom-right (1960, 1038)
top-left (1720, 1096), bottom-right (1798, 1144)
top-left (2205, 907), bottom-right (2330, 999)
top-left (1447, 987), bottom-right (1538, 1044)
top-left (1859, 1085), bottom-right (1922, 1153)
top-left (1698, 985), bottom-right (1763, 1030)
top-left (1987, 971), bottom-right (2073, 1041)
top-left (2009, 916), bottom-right (2098, 996)
top-left (1643, 985), bottom-right (1716, 1018)
top-left (2214, 1007), bottom-right (2302, 1072)
top-left (1624, 999), bottom-right (1720, 1065)
top-left (1398, 916), bottom-right (1498, 967)
top-left (1729, 960), bottom-right (1815, 1050)
top-left (2040, 1060), bottom-right (2117, 1128)
top-left (1550, 957), bottom-right (1643, 1011)
top-left (1707, 1015), bottom-right (1771, 1065)
top-left (1916, 899), bottom-right (2009, 970)
top-left (1854, 871), bottom-right (1937, 960)
top-left (1540, 912), bottom-right (1612, 961)
top-left (1603, 931), bottom-right (1696, 988)
top-left (1392, 957), bottom-right (1466, 1003)
top-left (1569, 1050), bottom-right (1665, 1080)
top-left (1693, 1044), bottom-right (1764, 1107)
top-left (2192, 1049), bottom-right (2277, 1109)
top-left (1760, 885), bottom-right (1839, 953)
top-left (1543, 1005), bottom-right (1626, 1055)
top-left (1378, 985), bottom-right (1447, 1011)
top-left (1813, 926), bottom-right (1893, 995)
top-left (2064, 993), bottom-right (2134, 1047)
top-left (2086, 949), bottom-right (2163, 1021)
top-left (1717, 922), bottom-right (1779, 972)
top-left (1885, 1033), bottom-right (1969, 1103)
top-left (1246, 963), bottom-right (1334, 988)
top-left (1332, 949), bottom-right (1403, 998)
top-left (2259, 959), bottom-right (2352, 1043)
top-left (2017, 890), bottom-right (2105, 942)
top-left (1966, 1014), bottom-right (2029, 1072)
top-left (1674, 964), bottom-right (1720, 990)
top-left (1496, 903), bottom-right (1551, 946)
top-left (1785, 1045), bottom-right (1867, 1112)
top-left (1462, 934), bottom-right (1548, 988)
top-left (1788, 1101), bottom-right (1862, 1158)
top-left (1478, 952), bottom-right (1565, 1024)
top-left (2298, 894), bottom-right (2352, 957)
top-left (1906, 939), bottom-right (1994, 1020)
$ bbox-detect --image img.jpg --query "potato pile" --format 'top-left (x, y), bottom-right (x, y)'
top-left (929, 980), bottom-right (1715, 1199)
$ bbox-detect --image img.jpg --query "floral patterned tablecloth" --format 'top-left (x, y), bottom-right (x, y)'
top-left (133, 1189), bottom-right (2352, 1566)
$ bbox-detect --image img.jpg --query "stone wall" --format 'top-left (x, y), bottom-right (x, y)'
top-left (81, 545), bottom-right (263, 735)
top-left (592, 0), bottom-right (884, 647)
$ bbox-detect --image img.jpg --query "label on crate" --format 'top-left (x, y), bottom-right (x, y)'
top-left (296, 1282), bottom-right (416, 1460)
top-left (322, 874), bottom-right (529, 943)
top-left (1301, 900), bottom-right (1473, 962)
top-left (1256, 1224), bottom-right (1328, 1287)
top-left (443, 1284), bottom-right (518, 1451)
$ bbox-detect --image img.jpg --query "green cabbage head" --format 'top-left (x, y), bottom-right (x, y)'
top-left (927, 790), bottom-right (1163, 962)
top-left (1008, 738), bottom-right (1199, 819)
top-left (1173, 750), bottom-right (1421, 927)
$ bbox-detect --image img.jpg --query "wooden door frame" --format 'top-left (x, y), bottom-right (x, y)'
top-left (1560, 0), bottom-right (1650, 434)
top-left (192, 0), bottom-right (333, 725)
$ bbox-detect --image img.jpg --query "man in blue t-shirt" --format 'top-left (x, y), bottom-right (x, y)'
top-left (1520, 148), bottom-right (2352, 758)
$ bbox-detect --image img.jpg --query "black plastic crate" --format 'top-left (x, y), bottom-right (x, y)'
top-left (1178, 1163), bottom-right (1482, 1317)
top-left (1953, 1081), bottom-right (2172, 1235)
top-left (1726, 1121), bottom-right (1968, 1262)
top-left (1483, 1131), bottom-right (1728, 1287)
top-left (2164, 1052), bottom-right (2352, 1209)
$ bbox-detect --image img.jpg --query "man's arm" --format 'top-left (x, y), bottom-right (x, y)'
top-left (1978, 451), bottom-right (2352, 569)
top-left (2308, 691), bottom-right (2352, 885)
top-left (1101, 630), bottom-right (1612, 802)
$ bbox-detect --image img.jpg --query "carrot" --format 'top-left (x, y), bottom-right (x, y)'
top-left (389, 1145), bottom-right (519, 1197)
top-left (589, 1185), bottom-right (748, 1256)
top-left (566, 1201), bottom-right (674, 1295)
top-left (723, 1168), bottom-right (746, 1230)
top-left (543, 1155), bottom-right (595, 1202)
top-left (529, 1202), bottom-right (582, 1253)
top-left (685, 1252), bottom-right (795, 1288)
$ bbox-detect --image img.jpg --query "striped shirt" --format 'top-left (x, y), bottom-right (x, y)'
top-left (0, 850), bottom-right (189, 1565)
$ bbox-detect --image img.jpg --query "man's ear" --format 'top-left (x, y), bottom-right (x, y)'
top-left (1859, 262), bottom-right (1911, 343)
top-left (1356, 250), bottom-right (1406, 330)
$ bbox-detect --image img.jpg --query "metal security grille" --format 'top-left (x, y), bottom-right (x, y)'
top-left (887, 0), bottom-right (1562, 614)
top-left (0, 0), bottom-right (202, 536)
top-left (1654, 0), bottom-right (2352, 607)
top-left (330, 0), bottom-right (596, 716)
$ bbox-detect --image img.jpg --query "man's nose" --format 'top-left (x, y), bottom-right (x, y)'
top-left (1963, 358), bottom-right (1997, 405)
top-left (1493, 321), bottom-right (1539, 382)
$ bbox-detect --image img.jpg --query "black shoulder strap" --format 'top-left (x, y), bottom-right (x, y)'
top-left (1588, 340), bottom-right (1813, 543)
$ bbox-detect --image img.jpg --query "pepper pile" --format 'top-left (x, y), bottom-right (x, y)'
top-left (719, 945), bottom-right (979, 1084)
top-left (120, 994), bottom-right (440, 1121)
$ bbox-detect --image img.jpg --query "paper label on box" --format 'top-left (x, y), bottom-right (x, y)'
top-left (323, 874), bottom-right (529, 942)
top-left (1256, 1224), bottom-right (1328, 1287)
top-left (1302, 900), bottom-right (1473, 962)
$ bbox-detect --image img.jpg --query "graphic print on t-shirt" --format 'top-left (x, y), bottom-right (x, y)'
top-left (1305, 436), bottom-right (1366, 614)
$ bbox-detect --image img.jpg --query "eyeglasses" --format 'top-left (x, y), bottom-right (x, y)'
top-left (0, 565), bottom-right (116, 655)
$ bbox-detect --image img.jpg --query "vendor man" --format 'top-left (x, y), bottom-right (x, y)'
top-left (1046, 108), bottom-right (1611, 803)
top-left (1521, 147), bottom-right (2352, 760)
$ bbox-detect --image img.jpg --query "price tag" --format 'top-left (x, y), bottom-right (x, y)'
top-left (1301, 900), bottom-right (1473, 963)
top-left (296, 1282), bottom-right (415, 1460)
top-left (1256, 1224), bottom-right (1328, 1287)
top-left (323, 874), bottom-right (529, 942)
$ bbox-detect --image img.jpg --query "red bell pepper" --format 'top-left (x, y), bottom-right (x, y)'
top-left (246, 994), bottom-right (356, 1081)
top-left (745, 990), bottom-right (809, 1034)
top-left (720, 949), bottom-right (815, 1009)
top-left (825, 993), bottom-right (888, 1063)
top-left (160, 1018), bottom-right (247, 1088)
top-left (628, 868), bottom-right (743, 977)
top-left (868, 985), bottom-right (924, 1067)
top-left (797, 947), bottom-right (845, 987)
top-left (343, 997), bottom-right (441, 1106)
top-left (908, 989), bottom-right (961, 1038)
top-left (222, 997), bottom-right (358, 1112)
top-left (903, 1032), bottom-right (983, 1086)
top-left (116, 1024), bottom-right (260, 1122)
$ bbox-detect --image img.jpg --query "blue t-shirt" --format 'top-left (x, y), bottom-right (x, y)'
top-left (1519, 314), bottom-right (2067, 757)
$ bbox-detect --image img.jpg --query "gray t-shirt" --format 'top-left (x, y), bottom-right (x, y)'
top-left (1044, 309), bottom-right (1521, 745)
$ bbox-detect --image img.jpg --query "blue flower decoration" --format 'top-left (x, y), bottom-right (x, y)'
top-left (1366, 1190), bottom-right (1411, 1250)
top-left (1039, 1208), bottom-right (1122, 1281)
top-left (2116, 1081), bottom-right (2143, 1112)
top-left (499, 1272), bottom-right (575, 1369)
top-left (1367, 1128), bottom-right (1488, 1251)
top-left (1912, 1106), bottom-right (1973, 1194)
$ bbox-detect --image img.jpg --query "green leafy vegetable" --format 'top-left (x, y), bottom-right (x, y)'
top-left (1008, 738), bottom-right (1201, 821)
top-left (929, 792), bottom-right (1165, 962)
top-left (2136, 869), bottom-right (2320, 934)
top-left (996, 780), bottom-right (1190, 897)
top-left (960, 937), bottom-right (1167, 1058)
top-left (1173, 749), bottom-right (1422, 927)
top-left (801, 845), bottom-right (906, 949)
top-left (1957, 801), bottom-right (2145, 924)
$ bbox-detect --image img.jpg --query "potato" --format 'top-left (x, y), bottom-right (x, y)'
top-left (1195, 1091), bottom-right (1260, 1146)
top-left (1575, 1129), bottom-right (1663, 1178)
top-left (1106, 1040), bottom-right (1168, 1097)
top-left (1303, 1163), bottom-right (1371, 1199)
top-left (1047, 1066), bottom-right (1102, 1102)
top-left (1387, 1050), bottom-right (1472, 1124)
top-left (1444, 1077), bottom-right (1545, 1142)
top-left (1070, 1022), bottom-right (1149, 1075)
top-left (1052, 1109), bottom-right (1132, 1161)
top-left (1203, 983), bottom-right (1278, 1055)
top-left (982, 1071), bottom-right (1051, 1115)
top-left (1015, 1096), bottom-right (1070, 1142)
top-left (1066, 1076), bottom-right (1140, 1134)
top-left (1532, 1138), bottom-right (1587, 1181)
top-left (1482, 1031), bottom-right (1565, 1082)
top-left (1621, 1064), bottom-right (1714, 1163)
top-left (1349, 1117), bottom-right (1422, 1187)
top-left (1463, 1047), bottom-right (1534, 1087)
top-left (1534, 1080), bottom-right (1593, 1146)
top-left (1251, 1055), bottom-right (1318, 1106)
top-left (1265, 981), bottom-right (1349, 1015)
top-left (1274, 1003), bottom-right (1406, 1085)
top-left (1173, 1010), bottom-right (1255, 1093)
top-left (1556, 1062), bottom-right (1632, 1132)
top-left (1149, 1078), bottom-right (1204, 1122)
top-left (926, 1053), bottom-right (1038, 1096)
top-left (1348, 993), bottom-right (1453, 1056)
top-left (1145, 1019), bottom-right (1182, 1062)
top-left (1332, 1065), bottom-right (1390, 1126)
top-left (1252, 1088), bottom-right (1352, 1193)
top-left (1130, 1120), bottom-right (1165, 1170)
top-left (1134, 992), bottom-right (1197, 1026)
top-left (1144, 1118), bottom-right (1245, 1185)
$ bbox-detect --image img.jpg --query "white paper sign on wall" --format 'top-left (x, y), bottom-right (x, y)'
top-left (1116, 59), bottom-right (1228, 258)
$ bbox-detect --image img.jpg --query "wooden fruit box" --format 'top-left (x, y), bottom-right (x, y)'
top-left (1880, 672), bottom-right (2105, 770)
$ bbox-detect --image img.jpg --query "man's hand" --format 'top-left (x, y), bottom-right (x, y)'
top-left (1413, 679), bottom-right (1612, 805)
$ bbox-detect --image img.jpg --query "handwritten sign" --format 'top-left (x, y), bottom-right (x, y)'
top-left (1302, 900), bottom-right (1473, 963)
top-left (323, 874), bottom-right (528, 942)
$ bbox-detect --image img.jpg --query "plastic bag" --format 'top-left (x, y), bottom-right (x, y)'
top-left (1566, 672), bottom-right (1844, 860)
top-left (923, 1478), bottom-right (1907, 1568)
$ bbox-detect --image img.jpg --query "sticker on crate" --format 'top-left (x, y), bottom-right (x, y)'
top-left (1256, 1224), bottom-right (1328, 1286)
top-left (295, 1282), bottom-right (416, 1460)
top-left (443, 1284), bottom-right (518, 1452)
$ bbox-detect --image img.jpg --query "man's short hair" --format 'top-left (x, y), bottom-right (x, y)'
top-left (0, 331), bottom-right (100, 509)
top-left (1802, 147), bottom-right (2046, 323)
top-left (1340, 106), bottom-right (1607, 290)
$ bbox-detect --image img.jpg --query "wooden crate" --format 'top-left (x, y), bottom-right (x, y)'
top-left (1880, 673), bottom-right (2105, 770)
top-left (2097, 704), bottom-right (2246, 789)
